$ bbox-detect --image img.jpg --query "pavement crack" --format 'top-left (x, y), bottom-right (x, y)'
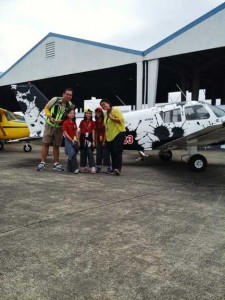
top-left (0, 191), bottom-right (152, 237)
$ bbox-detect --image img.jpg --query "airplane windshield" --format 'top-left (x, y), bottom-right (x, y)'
top-left (185, 105), bottom-right (210, 120)
top-left (5, 111), bottom-right (16, 121)
top-left (208, 104), bottom-right (225, 118)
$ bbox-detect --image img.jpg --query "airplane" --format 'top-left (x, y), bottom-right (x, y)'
top-left (11, 83), bottom-right (225, 172)
top-left (123, 101), bottom-right (225, 172)
top-left (0, 107), bottom-right (34, 152)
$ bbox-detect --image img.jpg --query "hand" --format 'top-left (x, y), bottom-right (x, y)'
top-left (50, 117), bottom-right (55, 123)
top-left (109, 114), bottom-right (116, 122)
top-left (55, 119), bottom-right (63, 124)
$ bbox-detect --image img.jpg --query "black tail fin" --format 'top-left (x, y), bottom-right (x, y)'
top-left (11, 84), bottom-right (48, 137)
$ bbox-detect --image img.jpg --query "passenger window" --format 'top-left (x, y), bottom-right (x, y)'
top-left (172, 109), bottom-right (182, 122)
top-left (161, 108), bottom-right (181, 123)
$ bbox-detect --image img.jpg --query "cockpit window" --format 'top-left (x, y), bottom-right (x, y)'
top-left (160, 108), bottom-right (182, 123)
top-left (185, 105), bottom-right (210, 120)
top-left (207, 104), bottom-right (225, 118)
top-left (5, 111), bottom-right (16, 121)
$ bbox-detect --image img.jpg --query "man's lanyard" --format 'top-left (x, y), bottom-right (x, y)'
top-left (55, 102), bottom-right (66, 120)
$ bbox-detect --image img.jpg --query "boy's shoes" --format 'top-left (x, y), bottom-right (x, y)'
top-left (37, 162), bottom-right (45, 171)
top-left (80, 167), bottom-right (89, 173)
top-left (114, 169), bottom-right (121, 176)
top-left (106, 167), bottom-right (113, 174)
top-left (91, 167), bottom-right (96, 174)
top-left (53, 163), bottom-right (64, 172)
top-left (96, 166), bottom-right (101, 173)
top-left (134, 157), bottom-right (144, 161)
top-left (74, 169), bottom-right (79, 174)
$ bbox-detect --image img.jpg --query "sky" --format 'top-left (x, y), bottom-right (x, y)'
top-left (0, 0), bottom-right (224, 72)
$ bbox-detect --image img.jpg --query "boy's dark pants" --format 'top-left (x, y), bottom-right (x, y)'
top-left (67, 153), bottom-right (79, 172)
top-left (80, 147), bottom-right (95, 168)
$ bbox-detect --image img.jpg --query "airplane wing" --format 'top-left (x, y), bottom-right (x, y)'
top-left (158, 122), bottom-right (225, 150)
top-left (0, 107), bottom-right (7, 113)
top-left (6, 136), bottom-right (42, 143)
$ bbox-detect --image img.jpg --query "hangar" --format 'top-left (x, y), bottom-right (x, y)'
top-left (0, 2), bottom-right (225, 112)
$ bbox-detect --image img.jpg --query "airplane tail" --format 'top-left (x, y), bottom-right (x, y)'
top-left (11, 84), bottom-right (48, 137)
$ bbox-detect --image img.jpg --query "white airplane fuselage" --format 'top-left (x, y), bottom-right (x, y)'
top-left (123, 101), bottom-right (225, 151)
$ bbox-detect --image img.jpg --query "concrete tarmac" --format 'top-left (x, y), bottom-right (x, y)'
top-left (0, 144), bottom-right (225, 300)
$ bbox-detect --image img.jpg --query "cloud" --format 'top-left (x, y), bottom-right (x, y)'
top-left (0, 0), bottom-right (224, 71)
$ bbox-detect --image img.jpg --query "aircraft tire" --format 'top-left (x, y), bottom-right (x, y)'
top-left (189, 154), bottom-right (207, 172)
top-left (24, 144), bottom-right (32, 152)
top-left (159, 150), bottom-right (172, 161)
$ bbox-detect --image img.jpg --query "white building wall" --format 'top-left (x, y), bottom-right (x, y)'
top-left (144, 8), bottom-right (225, 60)
top-left (0, 36), bottom-right (142, 86)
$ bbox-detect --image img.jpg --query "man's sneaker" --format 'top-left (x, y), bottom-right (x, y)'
top-left (37, 162), bottom-right (45, 171)
top-left (91, 167), bottom-right (96, 174)
top-left (53, 163), bottom-right (64, 172)
top-left (74, 169), bottom-right (79, 174)
top-left (96, 166), bottom-right (101, 173)
top-left (80, 167), bottom-right (88, 173)
top-left (114, 169), bottom-right (121, 176)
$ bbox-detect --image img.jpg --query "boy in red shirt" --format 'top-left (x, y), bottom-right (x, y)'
top-left (79, 109), bottom-right (96, 174)
top-left (94, 107), bottom-right (111, 173)
top-left (62, 109), bottom-right (80, 174)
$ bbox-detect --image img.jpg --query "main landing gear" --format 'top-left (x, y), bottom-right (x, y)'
top-left (185, 145), bottom-right (207, 172)
top-left (159, 147), bottom-right (207, 172)
top-left (187, 153), bottom-right (207, 172)
top-left (158, 150), bottom-right (172, 162)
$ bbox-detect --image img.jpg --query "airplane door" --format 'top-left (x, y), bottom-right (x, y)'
top-left (184, 104), bottom-right (211, 135)
top-left (159, 107), bottom-right (184, 142)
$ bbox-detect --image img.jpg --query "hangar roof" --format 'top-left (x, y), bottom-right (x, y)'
top-left (0, 33), bottom-right (142, 83)
top-left (143, 2), bottom-right (225, 56)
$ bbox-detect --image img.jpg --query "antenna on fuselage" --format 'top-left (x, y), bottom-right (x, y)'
top-left (115, 94), bottom-right (126, 106)
top-left (176, 84), bottom-right (187, 100)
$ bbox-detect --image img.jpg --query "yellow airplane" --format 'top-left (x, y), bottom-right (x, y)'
top-left (0, 107), bottom-right (32, 152)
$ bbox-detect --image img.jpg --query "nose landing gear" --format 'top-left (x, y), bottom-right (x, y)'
top-left (23, 144), bottom-right (32, 152)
